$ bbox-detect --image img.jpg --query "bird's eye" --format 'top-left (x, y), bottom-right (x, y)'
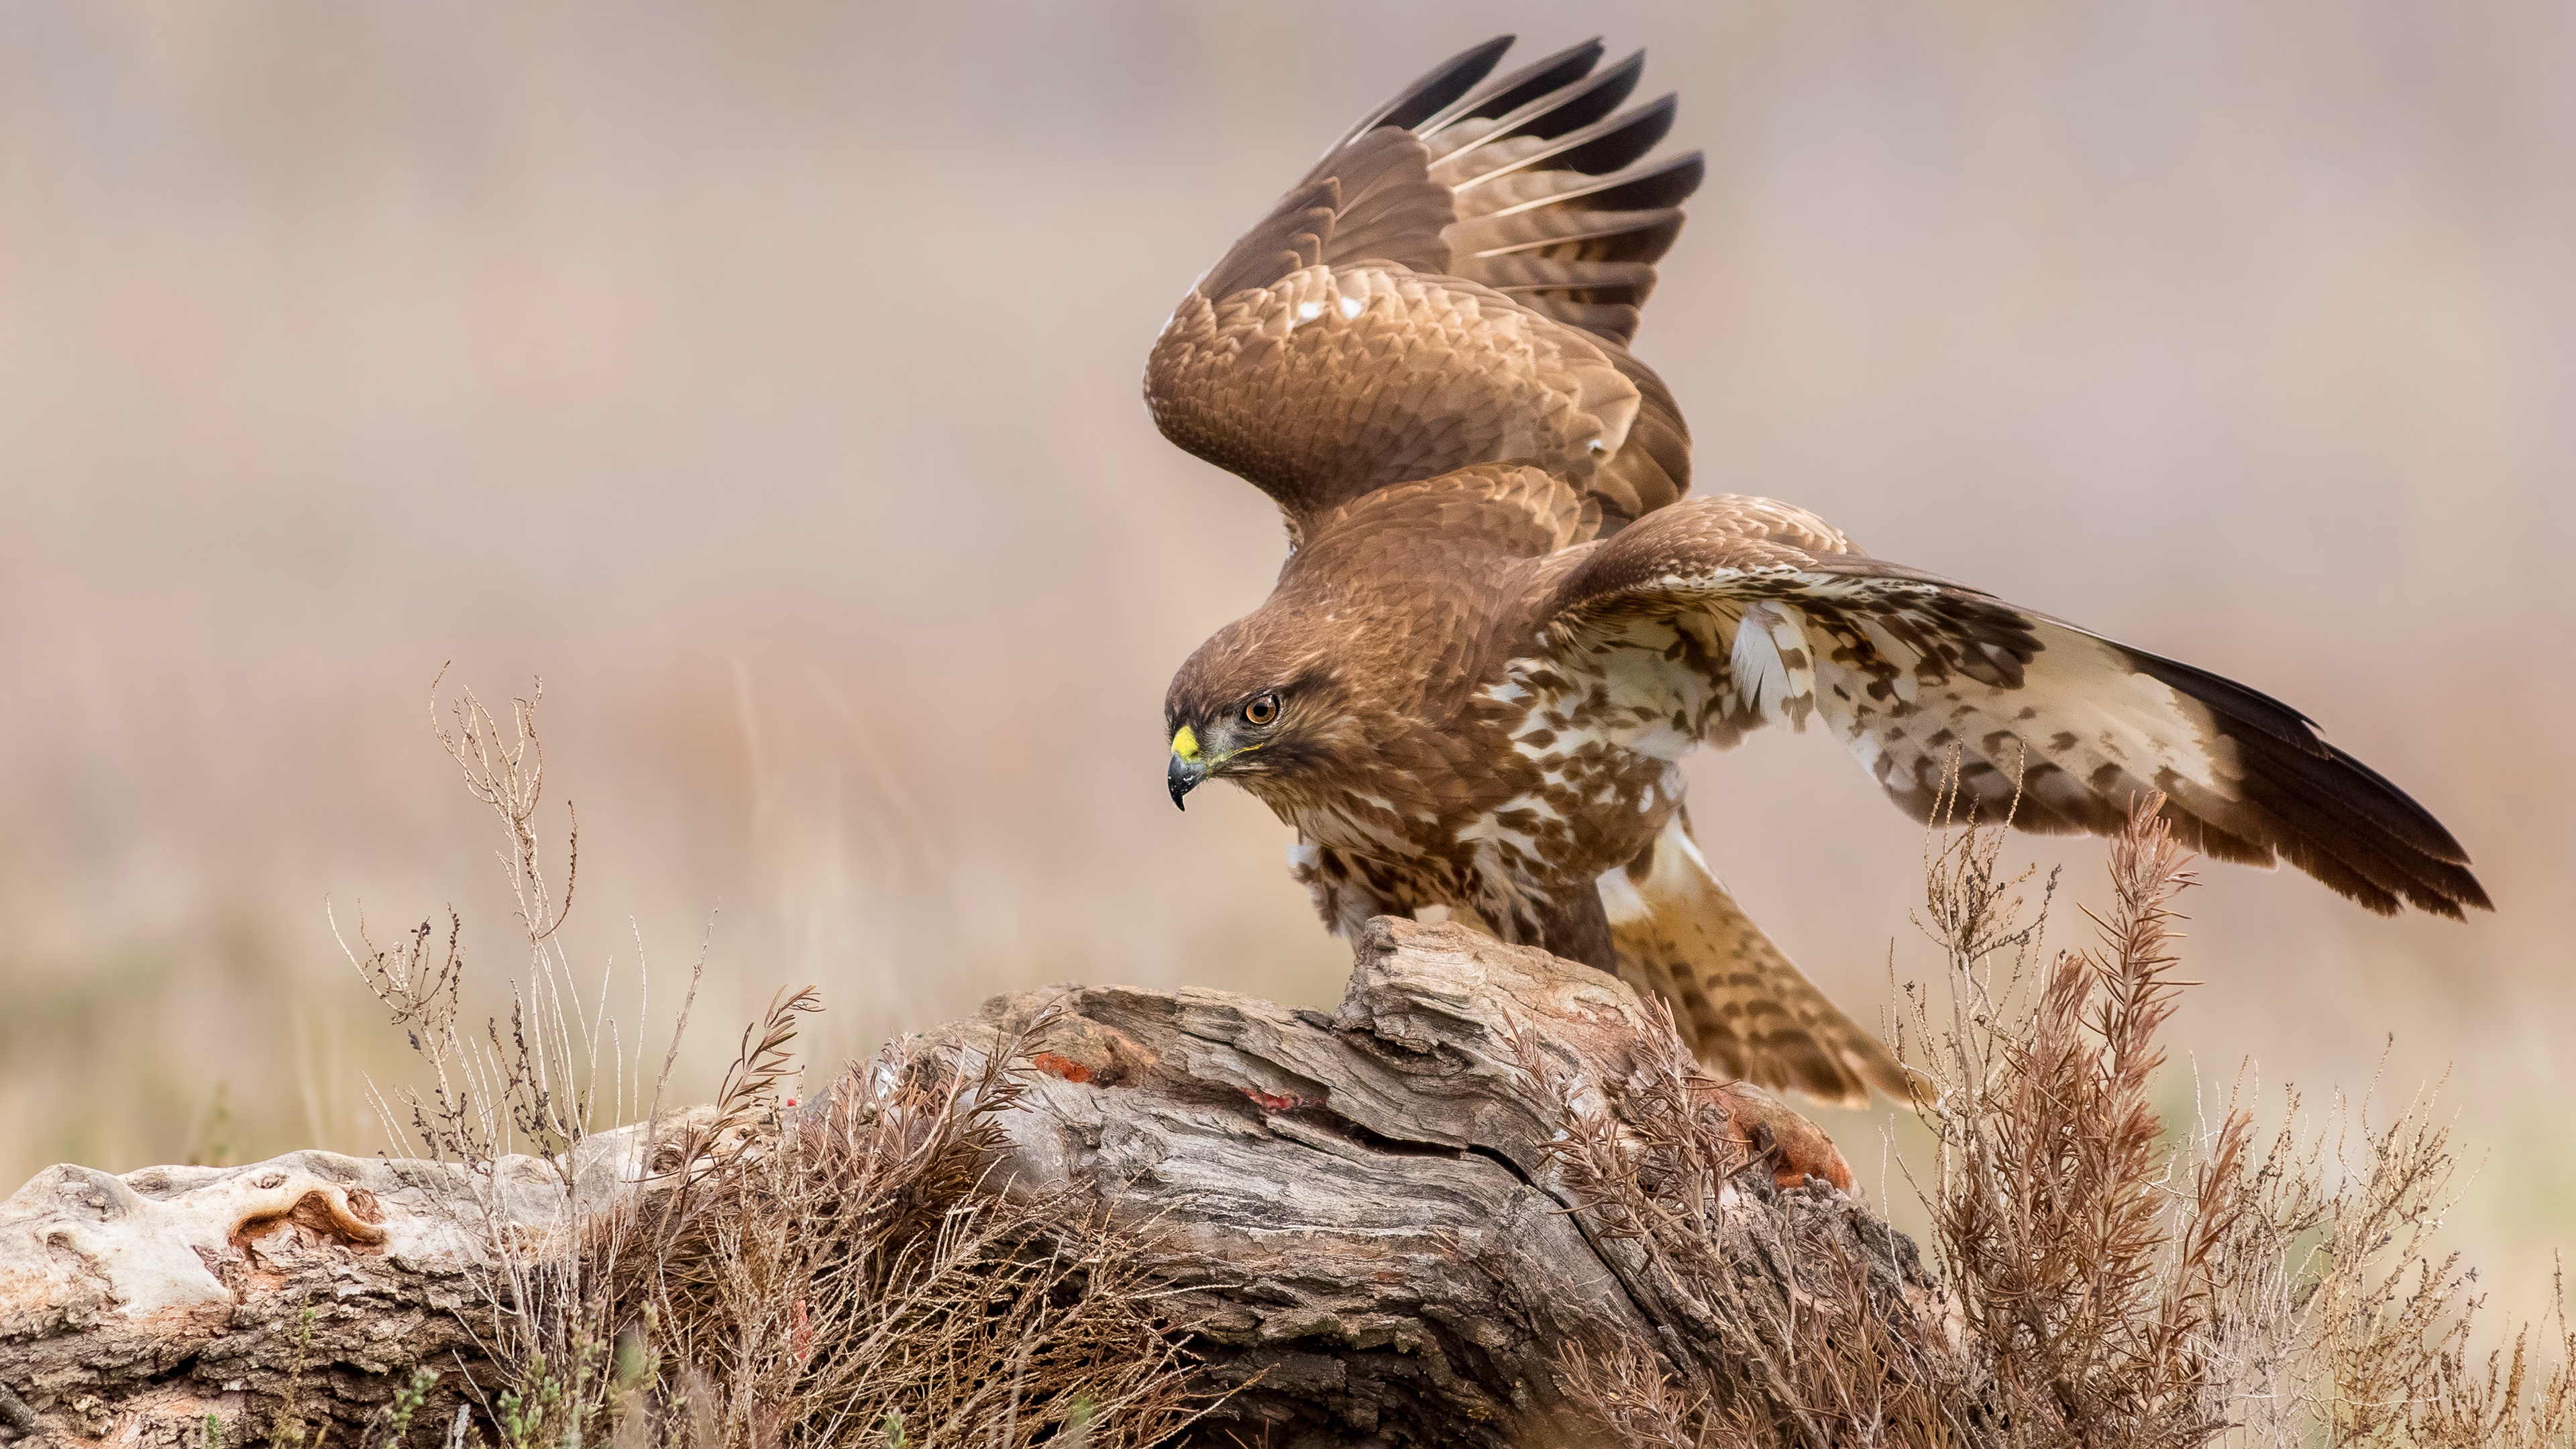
top-left (1242, 693), bottom-right (1280, 727)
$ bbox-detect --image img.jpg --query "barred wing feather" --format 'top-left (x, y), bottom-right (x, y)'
top-left (1145, 36), bottom-right (1700, 539)
top-left (1545, 495), bottom-right (2491, 919)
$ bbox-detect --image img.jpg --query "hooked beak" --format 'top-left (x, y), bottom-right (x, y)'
top-left (1169, 753), bottom-right (1205, 810)
top-left (1168, 724), bottom-right (1206, 810)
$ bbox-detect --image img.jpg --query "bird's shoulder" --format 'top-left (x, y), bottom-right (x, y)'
top-left (1289, 462), bottom-right (1601, 573)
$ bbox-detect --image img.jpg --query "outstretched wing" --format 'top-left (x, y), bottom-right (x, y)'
top-left (1145, 36), bottom-right (1701, 541)
top-left (1539, 495), bottom-right (2491, 918)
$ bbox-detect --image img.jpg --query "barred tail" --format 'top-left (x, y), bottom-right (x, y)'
top-left (1597, 812), bottom-right (1907, 1108)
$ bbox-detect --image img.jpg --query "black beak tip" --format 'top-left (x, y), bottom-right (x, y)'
top-left (1167, 753), bottom-right (1202, 811)
top-left (1171, 783), bottom-right (1187, 811)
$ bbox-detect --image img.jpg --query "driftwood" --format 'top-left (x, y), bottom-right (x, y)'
top-left (0, 918), bottom-right (1942, 1447)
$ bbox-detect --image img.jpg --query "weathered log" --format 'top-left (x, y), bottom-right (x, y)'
top-left (0, 918), bottom-right (1940, 1447)
top-left (0, 1116), bottom-right (682, 1446)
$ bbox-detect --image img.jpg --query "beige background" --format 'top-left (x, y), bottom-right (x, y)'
top-left (3, 1), bottom-right (2569, 1316)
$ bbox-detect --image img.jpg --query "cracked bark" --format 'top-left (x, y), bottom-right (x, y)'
top-left (0, 918), bottom-right (1939, 1448)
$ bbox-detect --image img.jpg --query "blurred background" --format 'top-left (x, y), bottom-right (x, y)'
top-left (2, 1), bottom-right (2569, 1318)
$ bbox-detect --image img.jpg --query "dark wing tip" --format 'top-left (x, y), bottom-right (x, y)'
top-left (1509, 48), bottom-right (1647, 142)
top-left (2129, 649), bottom-right (2492, 918)
top-left (2127, 645), bottom-right (2325, 751)
top-left (1424, 35), bottom-right (1607, 133)
top-left (1554, 93), bottom-right (1679, 176)
top-left (2133, 650), bottom-right (2473, 859)
top-left (1579, 150), bottom-right (1706, 213)
top-left (1341, 35), bottom-right (1518, 145)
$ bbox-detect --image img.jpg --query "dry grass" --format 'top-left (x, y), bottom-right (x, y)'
top-left (1549, 789), bottom-right (2576, 1449)
top-left (1900, 789), bottom-right (2249, 1446)
top-left (335, 677), bottom-right (678, 1438)
top-left (1518, 963), bottom-right (1964, 1446)
top-left (621, 1025), bottom-right (1202, 1448)
top-left (338, 678), bottom-right (1207, 1449)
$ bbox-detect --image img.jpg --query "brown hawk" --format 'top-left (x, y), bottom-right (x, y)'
top-left (1145, 36), bottom-right (2489, 1105)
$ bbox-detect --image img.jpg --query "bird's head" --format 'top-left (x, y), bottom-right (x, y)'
top-left (1162, 613), bottom-right (1352, 810)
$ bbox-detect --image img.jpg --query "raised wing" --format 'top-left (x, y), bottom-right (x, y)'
top-left (1540, 496), bottom-right (2491, 918)
top-left (1145, 36), bottom-right (1701, 542)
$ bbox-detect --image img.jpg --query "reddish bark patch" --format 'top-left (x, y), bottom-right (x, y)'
top-left (1030, 1051), bottom-right (1093, 1084)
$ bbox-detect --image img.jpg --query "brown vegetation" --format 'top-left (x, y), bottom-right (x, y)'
top-left (1545, 788), bottom-right (2576, 1449)
top-left (620, 1004), bottom-right (1204, 1448)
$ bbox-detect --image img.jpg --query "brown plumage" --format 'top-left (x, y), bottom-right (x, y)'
top-left (1147, 37), bottom-right (2489, 1107)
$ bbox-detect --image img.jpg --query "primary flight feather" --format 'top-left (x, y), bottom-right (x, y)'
top-left (1144, 36), bottom-right (2489, 1106)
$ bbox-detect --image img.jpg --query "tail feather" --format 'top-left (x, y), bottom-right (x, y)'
top-left (1598, 813), bottom-right (1907, 1108)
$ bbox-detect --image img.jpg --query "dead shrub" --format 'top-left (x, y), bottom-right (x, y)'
top-left (615, 1003), bottom-right (1203, 1448)
top-left (1551, 788), bottom-right (2575, 1449)
top-left (1515, 971), bottom-right (1963, 1448)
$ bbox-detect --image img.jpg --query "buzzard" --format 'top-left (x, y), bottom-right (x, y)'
top-left (1145, 36), bottom-right (2489, 1105)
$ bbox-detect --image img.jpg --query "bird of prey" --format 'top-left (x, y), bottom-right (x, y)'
top-left (1145, 36), bottom-right (2489, 1105)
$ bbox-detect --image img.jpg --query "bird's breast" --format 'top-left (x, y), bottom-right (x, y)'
top-left (1451, 653), bottom-right (1691, 885)
top-left (1279, 786), bottom-right (1439, 863)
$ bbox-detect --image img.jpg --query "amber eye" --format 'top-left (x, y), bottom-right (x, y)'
top-left (1242, 693), bottom-right (1280, 727)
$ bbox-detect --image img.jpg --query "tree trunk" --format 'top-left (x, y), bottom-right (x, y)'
top-left (0, 918), bottom-right (1941, 1448)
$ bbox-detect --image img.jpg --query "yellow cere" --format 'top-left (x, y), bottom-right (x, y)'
top-left (1171, 725), bottom-right (1201, 762)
